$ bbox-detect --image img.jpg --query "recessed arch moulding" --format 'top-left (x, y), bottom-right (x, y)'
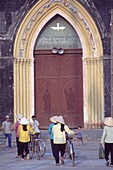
top-left (14, 0), bottom-right (104, 128)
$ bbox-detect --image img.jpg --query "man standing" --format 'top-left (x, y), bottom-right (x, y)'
top-left (2, 115), bottom-right (12, 148)
top-left (31, 115), bottom-right (40, 137)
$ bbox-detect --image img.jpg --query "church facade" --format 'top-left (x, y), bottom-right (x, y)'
top-left (0, 0), bottom-right (112, 128)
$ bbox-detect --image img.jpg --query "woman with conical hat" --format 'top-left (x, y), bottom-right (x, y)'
top-left (101, 117), bottom-right (113, 167)
top-left (18, 117), bottom-right (35, 160)
top-left (15, 114), bottom-right (23, 158)
top-left (52, 116), bottom-right (75, 166)
top-left (48, 116), bottom-right (57, 157)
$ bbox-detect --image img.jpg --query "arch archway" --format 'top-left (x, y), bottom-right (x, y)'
top-left (14, 0), bottom-right (104, 128)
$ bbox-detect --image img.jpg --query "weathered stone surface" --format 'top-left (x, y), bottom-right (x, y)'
top-left (0, 0), bottom-right (113, 123)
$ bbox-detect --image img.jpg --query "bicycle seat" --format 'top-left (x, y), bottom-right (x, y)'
top-left (67, 136), bottom-right (73, 141)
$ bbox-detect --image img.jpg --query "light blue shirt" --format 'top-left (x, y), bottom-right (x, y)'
top-left (48, 123), bottom-right (54, 140)
top-left (77, 130), bottom-right (82, 138)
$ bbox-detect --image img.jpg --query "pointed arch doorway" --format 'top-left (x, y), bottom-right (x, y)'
top-left (13, 0), bottom-right (104, 129)
top-left (34, 15), bottom-right (83, 128)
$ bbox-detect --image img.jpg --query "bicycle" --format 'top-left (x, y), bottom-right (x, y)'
top-left (28, 134), bottom-right (46, 160)
top-left (64, 135), bottom-right (75, 167)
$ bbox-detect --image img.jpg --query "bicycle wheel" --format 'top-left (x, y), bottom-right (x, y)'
top-left (64, 142), bottom-right (70, 159)
top-left (35, 139), bottom-right (46, 159)
top-left (28, 141), bottom-right (34, 159)
top-left (69, 143), bottom-right (75, 167)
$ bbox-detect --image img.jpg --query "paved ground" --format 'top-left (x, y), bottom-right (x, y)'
top-left (0, 129), bottom-right (110, 170)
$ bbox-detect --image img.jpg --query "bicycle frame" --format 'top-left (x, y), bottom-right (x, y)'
top-left (64, 136), bottom-right (75, 167)
top-left (29, 134), bottom-right (46, 160)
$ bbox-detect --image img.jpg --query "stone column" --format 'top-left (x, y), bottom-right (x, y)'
top-left (85, 58), bottom-right (92, 128)
top-left (83, 57), bottom-right (104, 128)
top-left (16, 59), bottom-right (20, 114)
top-left (19, 59), bottom-right (23, 115)
top-left (93, 58), bottom-right (98, 127)
top-left (25, 58), bottom-right (29, 119)
top-left (90, 58), bottom-right (95, 127)
top-left (22, 59), bottom-right (27, 117)
top-left (14, 58), bottom-right (22, 122)
top-left (27, 58), bottom-right (34, 121)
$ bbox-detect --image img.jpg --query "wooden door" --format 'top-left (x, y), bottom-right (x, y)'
top-left (34, 49), bottom-right (83, 128)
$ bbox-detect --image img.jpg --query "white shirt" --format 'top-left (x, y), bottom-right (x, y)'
top-left (2, 121), bottom-right (11, 134)
top-left (101, 126), bottom-right (113, 144)
top-left (33, 120), bottom-right (40, 133)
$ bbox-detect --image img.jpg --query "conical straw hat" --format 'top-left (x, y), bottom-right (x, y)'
top-left (16, 114), bottom-right (23, 120)
top-left (103, 117), bottom-right (113, 127)
top-left (50, 116), bottom-right (57, 123)
top-left (19, 117), bottom-right (29, 125)
top-left (56, 116), bottom-right (65, 125)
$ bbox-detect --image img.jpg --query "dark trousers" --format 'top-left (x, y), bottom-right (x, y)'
top-left (16, 137), bottom-right (21, 156)
top-left (105, 143), bottom-right (113, 165)
top-left (19, 142), bottom-right (29, 158)
top-left (5, 134), bottom-right (12, 147)
top-left (50, 139), bottom-right (55, 157)
top-left (54, 144), bottom-right (65, 164)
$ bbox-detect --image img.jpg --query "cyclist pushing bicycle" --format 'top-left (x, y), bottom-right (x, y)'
top-left (29, 115), bottom-right (46, 160)
top-left (18, 117), bottom-right (35, 160)
top-left (52, 116), bottom-right (75, 166)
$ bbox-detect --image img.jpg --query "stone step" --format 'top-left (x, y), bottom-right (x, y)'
top-left (41, 129), bottom-right (103, 142)
top-left (0, 129), bottom-right (103, 143)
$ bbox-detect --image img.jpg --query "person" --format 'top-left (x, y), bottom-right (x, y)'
top-left (101, 117), bottom-right (113, 167)
top-left (52, 116), bottom-right (75, 166)
top-left (31, 115), bottom-right (40, 137)
top-left (15, 114), bottom-right (23, 158)
top-left (18, 117), bottom-right (35, 160)
top-left (76, 126), bottom-right (84, 146)
top-left (2, 115), bottom-right (12, 148)
top-left (48, 116), bottom-right (57, 157)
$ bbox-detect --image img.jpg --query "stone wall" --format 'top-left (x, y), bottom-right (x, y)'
top-left (0, 0), bottom-right (113, 124)
top-left (93, 0), bottom-right (113, 116)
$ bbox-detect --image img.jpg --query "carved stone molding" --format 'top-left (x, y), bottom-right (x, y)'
top-left (14, 58), bottom-right (34, 64)
top-left (83, 57), bottom-right (103, 64)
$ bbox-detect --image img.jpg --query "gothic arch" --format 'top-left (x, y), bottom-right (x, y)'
top-left (13, 0), bottom-right (104, 127)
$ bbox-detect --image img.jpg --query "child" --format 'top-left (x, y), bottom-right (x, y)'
top-left (76, 126), bottom-right (84, 146)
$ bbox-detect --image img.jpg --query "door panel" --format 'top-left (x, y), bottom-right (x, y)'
top-left (34, 49), bottom-right (83, 128)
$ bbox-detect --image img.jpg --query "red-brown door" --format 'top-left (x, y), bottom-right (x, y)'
top-left (34, 49), bottom-right (83, 129)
